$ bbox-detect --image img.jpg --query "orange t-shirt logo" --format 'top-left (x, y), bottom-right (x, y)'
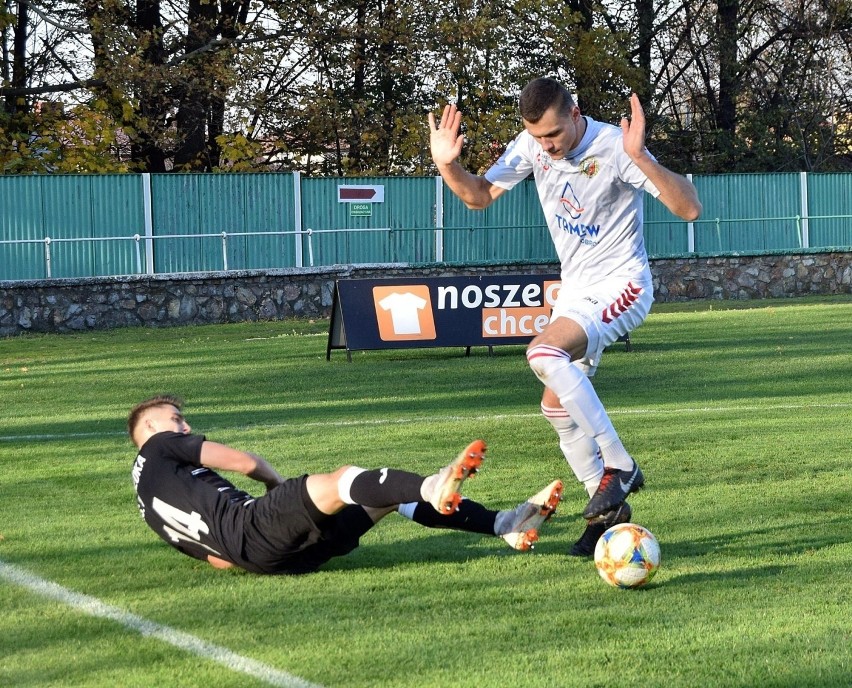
top-left (373, 285), bottom-right (437, 341)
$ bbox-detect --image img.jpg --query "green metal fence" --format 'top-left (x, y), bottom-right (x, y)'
top-left (1, 171), bottom-right (850, 281)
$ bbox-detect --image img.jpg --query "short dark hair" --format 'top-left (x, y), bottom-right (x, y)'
top-left (127, 394), bottom-right (183, 439)
top-left (519, 78), bottom-right (576, 123)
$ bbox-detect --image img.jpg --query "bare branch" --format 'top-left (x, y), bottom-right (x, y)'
top-left (21, 0), bottom-right (89, 34)
top-left (167, 28), bottom-right (297, 66)
top-left (0, 78), bottom-right (104, 97)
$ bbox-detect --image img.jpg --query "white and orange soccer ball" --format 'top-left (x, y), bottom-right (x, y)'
top-left (593, 523), bottom-right (661, 589)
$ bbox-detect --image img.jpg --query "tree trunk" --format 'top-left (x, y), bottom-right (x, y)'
top-left (347, 1), bottom-right (369, 174)
top-left (133, 0), bottom-right (168, 172)
top-left (6, 0), bottom-right (29, 114)
top-left (377, 0), bottom-right (398, 174)
top-left (634, 0), bottom-right (654, 104)
top-left (566, 0), bottom-right (595, 114)
top-left (174, 0), bottom-right (217, 170)
top-left (717, 0), bottom-right (738, 134)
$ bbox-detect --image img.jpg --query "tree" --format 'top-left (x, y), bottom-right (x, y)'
top-left (2, 0), bottom-right (851, 175)
top-left (651, 0), bottom-right (852, 172)
top-left (2, 0), bottom-right (276, 172)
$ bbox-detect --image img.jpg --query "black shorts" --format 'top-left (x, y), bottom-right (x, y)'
top-left (241, 475), bottom-right (375, 575)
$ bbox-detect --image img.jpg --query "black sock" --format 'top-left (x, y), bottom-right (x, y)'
top-left (348, 468), bottom-right (424, 507)
top-left (411, 499), bottom-right (497, 535)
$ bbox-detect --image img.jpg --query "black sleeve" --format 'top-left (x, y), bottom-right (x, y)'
top-left (143, 432), bottom-right (206, 466)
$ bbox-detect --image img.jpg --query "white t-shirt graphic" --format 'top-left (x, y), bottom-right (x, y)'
top-left (378, 292), bottom-right (427, 334)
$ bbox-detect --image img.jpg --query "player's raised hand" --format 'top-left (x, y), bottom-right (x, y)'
top-left (428, 103), bottom-right (465, 168)
top-left (621, 93), bottom-right (648, 162)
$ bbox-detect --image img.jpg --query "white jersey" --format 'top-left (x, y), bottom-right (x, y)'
top-left (485, 117), bottom-right (659, 290)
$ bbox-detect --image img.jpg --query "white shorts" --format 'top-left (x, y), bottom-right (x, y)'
top-left (551, 276), bottom-right (654, 376)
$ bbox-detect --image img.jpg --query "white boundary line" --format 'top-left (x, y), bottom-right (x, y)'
top-left (0, 559), bottom-right (323, 688)
top-left (1, 402), bottom-right (850, 443)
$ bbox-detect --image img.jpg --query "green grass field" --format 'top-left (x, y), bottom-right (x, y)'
top-left (1, 296), bottom-right (851, 688)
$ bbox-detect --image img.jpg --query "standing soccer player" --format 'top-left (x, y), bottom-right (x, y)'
top-left (428, 77), bottom-right (701, 555)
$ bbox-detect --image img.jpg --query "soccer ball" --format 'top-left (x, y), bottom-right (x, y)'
top-left (593, 523), bottom-right (660, 589)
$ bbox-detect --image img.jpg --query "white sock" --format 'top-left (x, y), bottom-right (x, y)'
top-left (398, 502), bottom-right (417, 519)
top-left (541, 404), bottom-right (603, 496)
top-left (527, 345), bottom-right (633, 470)
top-left (419, 472), bottom-right (439, 502)
top-left (337, 466), bottom-right (366, 504)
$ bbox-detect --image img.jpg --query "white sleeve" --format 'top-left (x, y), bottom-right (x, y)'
top-left (484, 131), bottom-right (535, 191)
top-left (615, 146), bottom-right (661, 198)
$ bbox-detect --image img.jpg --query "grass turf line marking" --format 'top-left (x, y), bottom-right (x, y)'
top-left (0, 559), bottom-right (323, 688)
top-left (2, 401), bottom-right (850, 443)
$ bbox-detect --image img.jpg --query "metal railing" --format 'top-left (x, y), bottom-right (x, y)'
top-left (0, 224), bottom-right (553, 279)
top-left (0, 234), bottom-right (148, 278)
top-left (683, 214), bottom-right (852, 253)
top-left (1, 216), bottom-right (850, 280)
top-left (2, 229), bottom-right (306, 278)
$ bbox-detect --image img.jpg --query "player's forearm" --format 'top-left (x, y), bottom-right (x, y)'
top-left (660, 175), bottom-right (702, 222)
top-left (246, 455), bottom-right (285, 490)
top-left (633, 154), bottom-right (702, 221)
top-left (437, 161), bottom-right (494, 210)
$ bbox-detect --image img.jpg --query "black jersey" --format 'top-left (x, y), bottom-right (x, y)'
top-left (132, 431), bottom-right (375, 574)
top-left (131, 431), bottom-right (258, 569)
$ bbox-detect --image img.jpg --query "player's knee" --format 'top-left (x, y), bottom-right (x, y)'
top-left (526, 344), bottom-right (571, 380)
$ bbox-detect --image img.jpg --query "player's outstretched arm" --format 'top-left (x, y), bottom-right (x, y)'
top-left (199, 441), bottom-right (285, 491)
top-left (621, 93), bottom-right (702, 222)
top-left (428, 103), bottom-right (504, 210)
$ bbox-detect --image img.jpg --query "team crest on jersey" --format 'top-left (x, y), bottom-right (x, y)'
top-left (537, 152), bottom-right (552, 171)
top-left (579, 156), bottom-right (599, 177)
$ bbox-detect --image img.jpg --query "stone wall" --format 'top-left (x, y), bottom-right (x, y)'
top-left (1, 250), bottom-right (849, 337)
top-left (651, 250), bottom-right (851, 301)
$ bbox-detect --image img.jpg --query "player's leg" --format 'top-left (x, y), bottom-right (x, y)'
top-left (306, 439), bottom-right (486, 515)
top-left (526, 323), bottom-right (642, 518)
top-left (526, 317), bottom-right (635, 475)
top-left (568, 501), bottom-right (633, 557)
top-left (540, 387), bottom-right (632, 556)
top-left (397, 479), bottom-right (562, 552)
top-left (540, 390), bottom-right (604, 496)
top-left (283, 504), bottom-right (381, 573)
top-left (526, 280), bottom-right (650, 518)
top-left (398, 498), bottom-right (497, 534)
top-left (421, 439), bottom-right (486, 514)
top-left (493, 479), bottom-right (563, 551)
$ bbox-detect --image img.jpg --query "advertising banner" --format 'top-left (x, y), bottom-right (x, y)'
top-left (327, 274), bottom-right (620, 360)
